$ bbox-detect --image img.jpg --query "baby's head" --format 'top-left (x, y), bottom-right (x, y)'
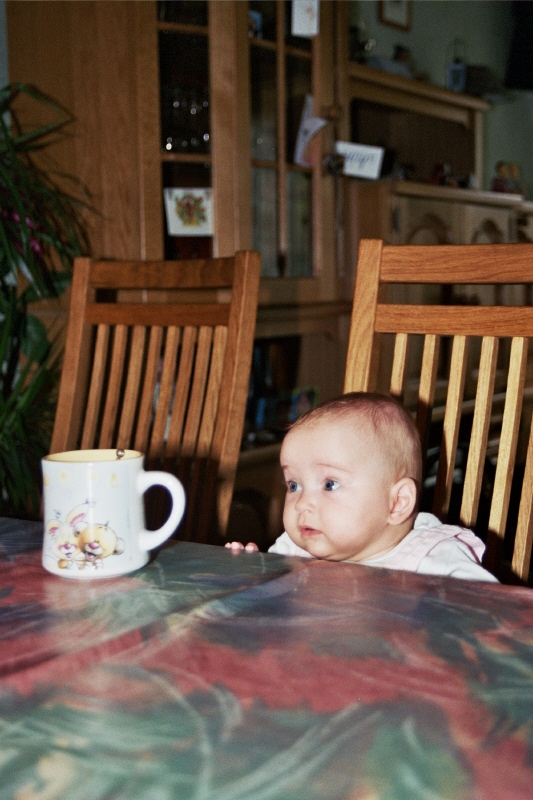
top-left (280, 392), bottom-right (422, 563)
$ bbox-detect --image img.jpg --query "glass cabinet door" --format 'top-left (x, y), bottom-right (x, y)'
top-left (153, 0), bottom-right (336, 301)
top-left (157, 1), bottom-right (213, 259)
top-left (249, 1), bottom-right (314, 278)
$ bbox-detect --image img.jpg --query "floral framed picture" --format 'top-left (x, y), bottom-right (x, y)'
top-left (379, 0), bottom-right (411, 31)
top-left (163, 188), bottom-right (213, 236)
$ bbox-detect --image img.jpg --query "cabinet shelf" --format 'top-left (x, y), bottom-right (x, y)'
top-left (388, 180), bottom-right (523, 208)
top-left (348, 62), bottom-right (489, 127)
top-left (161, 153), bottom-right (212, 163)
top-left (157, 22), bottom-right (208, 35)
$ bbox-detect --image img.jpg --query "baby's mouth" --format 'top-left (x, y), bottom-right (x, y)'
top-left (299, 525), bottom-right (320, 538)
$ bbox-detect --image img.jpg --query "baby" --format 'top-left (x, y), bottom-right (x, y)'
top-left (228, 392), bottom-right (497, 582)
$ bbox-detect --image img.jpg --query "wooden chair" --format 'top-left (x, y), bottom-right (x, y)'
top-left (345, 239), bottom-right (533, 584)
top-left (50, 251), bottom-right (261, 545)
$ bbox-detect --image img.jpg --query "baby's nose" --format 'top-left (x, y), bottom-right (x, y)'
top-left (294, 488), bottom-right (314, 510)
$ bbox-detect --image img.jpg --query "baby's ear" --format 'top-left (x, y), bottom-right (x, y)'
top-left (389, 478), bottom-right (417, 525)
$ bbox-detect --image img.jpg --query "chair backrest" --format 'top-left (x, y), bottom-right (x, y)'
top-left (50, 251), bottom-right (261, 544)
top-left (345, 239), bottom-right (533, 584)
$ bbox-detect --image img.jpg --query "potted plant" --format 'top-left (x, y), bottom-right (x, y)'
top-left (0, 83), bottom-right (88, 518)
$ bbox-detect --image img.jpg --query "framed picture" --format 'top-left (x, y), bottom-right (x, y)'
top-left (163, 188), bottom-right (213, 237)
top-left (289, 387), bottom-right (319, 423)
top-left (379, 1), bottom-right (411, 31)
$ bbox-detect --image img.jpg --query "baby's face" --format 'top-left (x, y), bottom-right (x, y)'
top-left (280, 417), bottom-right (401, 562)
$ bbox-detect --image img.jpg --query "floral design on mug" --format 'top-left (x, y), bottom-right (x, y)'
top-left (45, 502), bottom-right (125, 571)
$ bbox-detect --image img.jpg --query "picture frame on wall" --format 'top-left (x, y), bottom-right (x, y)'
top-left (163, 188), bottom-right (213, 236)
top-left (379, 1), bottom-right (411, 31)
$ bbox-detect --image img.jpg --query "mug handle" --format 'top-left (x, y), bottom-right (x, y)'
top-left (136, 470), bottom-right (186, 551)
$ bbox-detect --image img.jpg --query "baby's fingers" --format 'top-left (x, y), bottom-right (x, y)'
top-left (225, 541), bottom-right (258, 553)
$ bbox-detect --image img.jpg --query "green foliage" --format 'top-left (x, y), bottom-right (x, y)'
top-left (0, 83), bottom-right (88, 518)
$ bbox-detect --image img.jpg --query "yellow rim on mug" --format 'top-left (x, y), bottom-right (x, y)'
top-left (44, 449), bottom-right (142, 463)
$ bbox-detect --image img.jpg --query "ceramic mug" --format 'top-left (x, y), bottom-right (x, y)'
top-left (41, 449), bottom-right (185, 578)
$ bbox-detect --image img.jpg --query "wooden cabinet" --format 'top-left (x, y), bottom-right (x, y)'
top-left (347, 180), bottom-right (521, 244)
top-left (7, 0), bottom-right (351, 397)
top-left (345, 179), bottom-right (523, 307)
top-left (7, 1), bottom-right (341, 307)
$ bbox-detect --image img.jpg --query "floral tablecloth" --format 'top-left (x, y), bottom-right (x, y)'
top-left (1, 517), bottom-right (532, 799)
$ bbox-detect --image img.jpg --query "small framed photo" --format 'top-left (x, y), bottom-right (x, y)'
top-left (379, 0), bottom-right (411, 31)
top-left (289, 387), bottom-right (319, 423)
top-left (163, 188), bottom-right (213, 237)
top-left (248, 10), bottom-right (262, 38)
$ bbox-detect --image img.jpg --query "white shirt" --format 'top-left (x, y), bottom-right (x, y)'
top-left (268, 512), bottom-right (498, 582)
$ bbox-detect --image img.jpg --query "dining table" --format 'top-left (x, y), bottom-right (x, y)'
top-left (1, 516), bottom-right (533, 800)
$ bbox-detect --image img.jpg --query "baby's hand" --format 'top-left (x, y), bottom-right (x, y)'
top-left (225, 541), bottom-right (259, 553)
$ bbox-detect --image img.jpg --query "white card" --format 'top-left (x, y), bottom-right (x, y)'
top-left (294, 94), bottom-right (327, 167)
top-left (335, 141), bottom-right (385, 180)
top-left (291, 0), bottom-right (319, 38)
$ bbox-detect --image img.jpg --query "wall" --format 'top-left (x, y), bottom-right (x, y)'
top-left (351, 0), bottom-right (533, 196)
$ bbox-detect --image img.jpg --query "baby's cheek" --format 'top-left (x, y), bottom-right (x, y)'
top-left (282, 496), bottom-right (294, 525)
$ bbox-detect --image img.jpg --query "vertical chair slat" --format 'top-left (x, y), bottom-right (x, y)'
top-left (460, 336), bottom-right (498, 528)
top-left (165, 326), bottom-right (198, 461)
top-left (179, 326), bottom-right (214, 540)
top-left (433, 335), bottom-right (469, 519)
top-left (99, 324), bottom-right (128, 448)
top-left (81, 324), bottom-right (109, 449)
top-left (513, 411), bottom-right (533, 582)
top-left (390, 333), bottom-right (408, 400)
top-left (181, 326), bottom-right (213, 459)
top-left (50, 257), bottom-right (92, 454)
top-left (201, 250), bottom-right (263, 539)
top-left (485, 336), bottom-right (528, 572)
top-left (183, 326), bottom-right (227, 542)
top-left (117, 326), bottom-right (146, 449)
top-left (134, 326), bottom-right (163, 454)
top-left (415, 334), bottom-right (440, 461)
top-left (149, 326), bottom-right (180, 460)
top-left (344, 239), bottom-right (383, 392)
top-left (197, 326), bottom-right (227, 460)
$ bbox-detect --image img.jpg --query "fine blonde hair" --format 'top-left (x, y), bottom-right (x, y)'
top-left (290, 391), bottom-right (422, 489)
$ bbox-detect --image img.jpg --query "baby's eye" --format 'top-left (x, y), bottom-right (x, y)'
top-left (287, 480), bottom-right (300, 493)
top-left (324, 479), bottom-right (340, 491)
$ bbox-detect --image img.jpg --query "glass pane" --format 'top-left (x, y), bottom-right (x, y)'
top-left (286, 170), bottom-right (312, 276)
top-left (284, 0), bottom-right (312, 52)
top-left (252, 167), bottom-right (278, 277)
top-left (159, 32), bottom-right (210, 154)
top-left (248, 1), bottom-right (277, 42)
top-left (286, 54), bottom-right (311, 162)
top-left (162, 162), bottom-right (212, 260)
top-left (250, 46), bottom-right (277, 161)
top-left (157, 1), bottom-right (208, 26)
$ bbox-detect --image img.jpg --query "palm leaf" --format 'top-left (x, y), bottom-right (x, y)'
top-left (0, 81), bottom-right (89, 518)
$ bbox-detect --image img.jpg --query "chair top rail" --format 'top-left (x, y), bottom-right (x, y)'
top-left (379, 242), bottom-right (533, 284)
top-left (83, 255), bottom-right (244, 290)
top-left (85, 303), bottom-right (230, 327)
